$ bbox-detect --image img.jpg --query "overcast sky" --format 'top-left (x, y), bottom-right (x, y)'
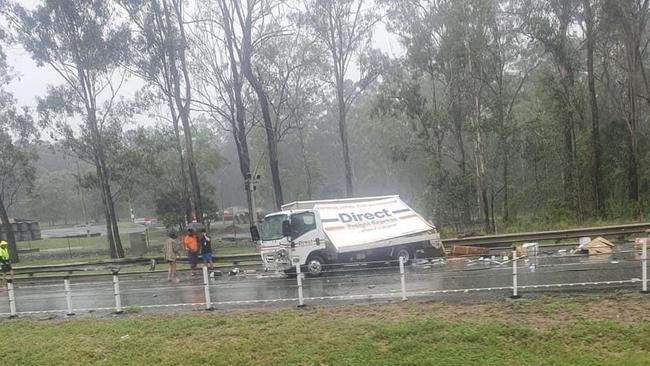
top-left (5, 1), bottom-right (402, 114)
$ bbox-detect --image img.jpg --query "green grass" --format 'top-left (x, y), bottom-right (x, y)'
top-left (2, 296), bottom-right (650, 365)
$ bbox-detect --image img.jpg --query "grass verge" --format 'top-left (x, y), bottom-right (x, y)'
top-left (1, 294), bottom-right (650, 365)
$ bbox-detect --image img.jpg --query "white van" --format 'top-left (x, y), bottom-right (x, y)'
top-left (252, 196), bottom-right (444, 276)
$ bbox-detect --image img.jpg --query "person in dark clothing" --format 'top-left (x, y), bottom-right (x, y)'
top-left (200, 228), bottom-right (214, 274)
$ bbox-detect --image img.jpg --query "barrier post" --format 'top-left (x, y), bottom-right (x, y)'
top-left (203, 266), bottom-right (214, 310)
top-left (511, 249), bottom-right (521, 299)
top-left (295, 261), bottom-right (305, 307)
top-left (642, 240), bottom-right (649, 294)
top-left (112, 269), bottom-right (123, 314)
top-left (7, 279), bottom-right (17, 318)
top-left (399, 256), bottom-right (407, 301)
top-left (64, 276), bottom-right (75, 316)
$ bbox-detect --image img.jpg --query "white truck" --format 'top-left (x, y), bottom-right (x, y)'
top-left (251, 195), bottom-right (444, 276)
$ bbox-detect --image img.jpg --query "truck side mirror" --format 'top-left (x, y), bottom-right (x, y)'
top-left (250, 225), bottom-right (260, 242)
top-left (282, 220), bottom-right (291, 238)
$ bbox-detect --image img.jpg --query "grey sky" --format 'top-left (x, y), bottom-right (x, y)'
top-left (5, 1), bottom-right (402, 113)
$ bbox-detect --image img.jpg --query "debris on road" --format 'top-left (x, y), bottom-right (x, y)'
top-left (451, 245), bottom-right (489, 256)
top-left (574, 236), bottom-right (614, 255)
top-left (517, 243), bottom-right (539, 257)
top-left (635, 237), bottom-right (649, 250)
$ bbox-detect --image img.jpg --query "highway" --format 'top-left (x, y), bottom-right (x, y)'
top-left (0, 244), bottom-right (644, 316)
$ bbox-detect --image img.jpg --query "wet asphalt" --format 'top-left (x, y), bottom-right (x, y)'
top-left (0, 245), bottom-right (646, 316)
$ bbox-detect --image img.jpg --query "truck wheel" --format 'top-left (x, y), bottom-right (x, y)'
top-left (395, 247), bottom-right (412, 264)
top-left (306, 255), bottom-right (325, 277)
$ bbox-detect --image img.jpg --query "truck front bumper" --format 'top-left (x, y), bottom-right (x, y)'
top-left (261, 249), bottom-right (292, 273)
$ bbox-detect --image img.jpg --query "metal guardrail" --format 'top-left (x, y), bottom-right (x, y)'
top-left (442, 223), bottom-right (650, 248)
top-left (10, 223), bottom-right (650, 277)
top-left (13, 253), bottom-right (262, 277)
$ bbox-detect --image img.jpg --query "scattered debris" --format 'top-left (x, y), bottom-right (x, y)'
top-left (635, 237), bottom-right (649, 250)
top-left (574, 236), bottom-right (614, 255)
top-left (521, 242), bottom-right (539, 257)
top-left (120, 335), bottom-right (130, 340)
top-left (451, 245), bottom-right (489, 256)
top-left (557, 249), bottom-right (568, 255)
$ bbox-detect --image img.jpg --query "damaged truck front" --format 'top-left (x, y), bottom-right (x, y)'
top-left (252, 196), bottom-right (445, 276)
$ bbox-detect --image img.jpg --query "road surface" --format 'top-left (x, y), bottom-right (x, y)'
top-left (0, 246), bottom-right (644, 316)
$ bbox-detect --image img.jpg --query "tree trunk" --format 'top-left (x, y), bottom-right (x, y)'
top-left (336, 73), bottom-right (354, 197)
top-left (103, 169), bottom-right (124, 258)
top-left (220, 0), bottom-right (255, 220)
top-left (243, 69), bottom-right (284, 210)
top-left (0, 196), bottom-right (18, 263)
top-left (298, 127), bottom-right (313, 200)
top-left (90, 109), bottom-right (124, 258)
top-left (502, 142), bottom-right (510, 223)
top-left (238, 5), bottom-right (284, 210)
top-left (95, 163), bottom-right (116, 257)
top-left (162, 0), bottom-right (203, 221)
top-left (466, 42), bottom-right (491, 233)
top-left (623, 34), bottom-right (641, 215)
top-left (584, 0), bottom-right (604, 218)
top-left (168, 98), bottom-right (193, 224)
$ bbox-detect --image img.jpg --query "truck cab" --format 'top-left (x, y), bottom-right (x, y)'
top-left (258, 210), bottom-right (328, 275)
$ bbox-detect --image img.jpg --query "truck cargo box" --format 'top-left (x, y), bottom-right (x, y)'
top-left (312, 196), bottom-right (436, 253)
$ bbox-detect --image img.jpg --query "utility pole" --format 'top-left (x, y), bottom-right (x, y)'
top-left (244, 173), bottom-right (260, 225)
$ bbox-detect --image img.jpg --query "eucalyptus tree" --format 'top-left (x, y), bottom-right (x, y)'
top-left (0, 94), bottom-right (37, 263)
top-left (190, 0), bottom-right (256, 219)
top-left (12, 0), bottom-right (129, 257)
top-left (214, 0), bottom-right (289, 210)
top-left (303, 0), bottom-right (382, 197)
top-left (117, 0), bottom-right (203, 222)
top-left (601, 0), bottom-right (650, 216)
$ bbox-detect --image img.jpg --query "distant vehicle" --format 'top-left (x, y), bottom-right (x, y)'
top-left (253, 195), bottom-right (444, 276)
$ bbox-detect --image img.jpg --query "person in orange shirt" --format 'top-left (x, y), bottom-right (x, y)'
top-left (183, 228), bottom-right (200, 276)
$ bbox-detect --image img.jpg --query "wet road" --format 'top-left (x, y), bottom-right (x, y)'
top-left (1, 246), bottom-right (645, 316)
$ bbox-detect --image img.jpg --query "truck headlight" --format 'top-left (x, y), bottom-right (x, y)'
top-left (275, 249), bottom-right (288, 261)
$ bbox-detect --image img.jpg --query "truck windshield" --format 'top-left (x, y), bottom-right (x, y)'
top-left (259, 214), bottom-right (287, 241)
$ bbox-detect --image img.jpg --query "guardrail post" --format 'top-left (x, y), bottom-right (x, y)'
top-left (7, 279), bottom-right (17, 318)
top-left (642, 240), bottom-right (649, 294)
top-left (203, 266), bottom-right (214, 310)
top-left (399, 256), bottom-right (407, 301)
top-left (295, 261), bottom-right (305, 307)
top-left (112, 269), bottom-right (123, 314)
top-left (511, 249), bottom-right (521, 299)
top-left (64, 276), bottom-right (75, 316)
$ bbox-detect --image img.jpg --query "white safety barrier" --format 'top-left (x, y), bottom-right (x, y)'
top-left (642, 239), bottom-right (648, 294)
top-left (7, 280), bottom-right (16, 318)
top-left (511, 249), bottom-right (520, 299)
top-left (399, 256), bottom-right (407, 301)
top-left (112, 270), bottom-right (123, 314)
top-left (296, 262), bottom-right (305, 307)
top-left (203, 266), bottom-right (213, 310)
top-left (64, 277), bottom-right (74, 316)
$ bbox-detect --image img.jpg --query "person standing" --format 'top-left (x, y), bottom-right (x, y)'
top-left (0, 240), bottom-right (14, 288)
top-left (183, 228), bottom-right (200, 276)
top-left (162, 232), bottom-right (181, 282)
top-left (200, 228), bottom-right (214, 275)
